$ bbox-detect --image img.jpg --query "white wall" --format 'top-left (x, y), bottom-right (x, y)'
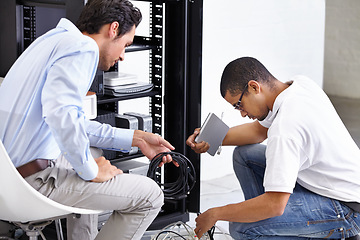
top-left (200, 0), bottom-right (326, 181)
top-left (323, 0), bottom-right (360, 99)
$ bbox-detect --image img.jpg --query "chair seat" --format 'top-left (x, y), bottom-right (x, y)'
top-left (0, 140), bottom-right (101, 223)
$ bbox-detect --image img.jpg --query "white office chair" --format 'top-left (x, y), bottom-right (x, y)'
top-left (0, 140), bottom-right (102, 240)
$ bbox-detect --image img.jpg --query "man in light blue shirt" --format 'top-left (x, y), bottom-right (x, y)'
top-left (0, 0), bottom-right (175, 239)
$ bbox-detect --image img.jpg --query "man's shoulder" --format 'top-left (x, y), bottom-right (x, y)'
top-left (290, 75), bottom-right (321, 90)
top-left (49, 18), bottom-right (97, 53)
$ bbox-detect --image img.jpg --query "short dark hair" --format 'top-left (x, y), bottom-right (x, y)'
top-left (76, 0), bottom-right (142, 37)
top-left (220, 57), bottom-right (275, 98)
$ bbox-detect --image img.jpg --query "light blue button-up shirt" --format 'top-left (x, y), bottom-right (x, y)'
top-left (0, 19), bottom-right (134, 180)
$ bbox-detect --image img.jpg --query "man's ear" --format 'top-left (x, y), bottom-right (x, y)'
top-left (109, 21), bottom-right (119, 39)
top-left (248, 80), bottom-right (261, 94)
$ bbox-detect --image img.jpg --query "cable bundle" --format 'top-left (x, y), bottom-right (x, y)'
top-left (147, 152), bottom-right (196, 200)
top-left (150, 221), bottom-right (201, 240)
top-left (150, 220), bottom-right (233, 240)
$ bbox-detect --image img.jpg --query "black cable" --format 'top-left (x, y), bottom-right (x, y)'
top-left (154, 230), bottom-right (187, 240)
top-left (147, 152), bottom-right (196, 200)
top-left (207, 226), bottom-right (215, 240)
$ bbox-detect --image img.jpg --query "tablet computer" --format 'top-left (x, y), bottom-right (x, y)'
top-left (195, 112), bottom-right (229, 156)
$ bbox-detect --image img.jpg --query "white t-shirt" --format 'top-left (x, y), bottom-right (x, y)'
top-left (259, 75), bottom-right (360, 202)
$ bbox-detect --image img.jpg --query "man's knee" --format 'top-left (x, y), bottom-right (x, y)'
top-left (144, 176), bottom-right (164, 211)
top-left (233, 145), bottom-right (253, 166)
top-left (152, 185), bottom-right (164, 211)
top-left (233, 144), bottom-right (266, 166)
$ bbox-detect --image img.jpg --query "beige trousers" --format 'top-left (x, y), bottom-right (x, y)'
top-left (25, 155), bottom-right (163, 240)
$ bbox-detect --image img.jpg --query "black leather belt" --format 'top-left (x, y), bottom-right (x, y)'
top-left (16, 159), bottom-right (51, 178)
top-left (342, 201), bottom-right (360, 213)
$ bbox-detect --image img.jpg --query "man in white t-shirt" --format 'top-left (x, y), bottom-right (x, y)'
top-left (186, 57), bottom-right (360, 239)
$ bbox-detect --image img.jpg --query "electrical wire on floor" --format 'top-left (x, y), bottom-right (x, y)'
top-left (208, 224), bottom-right (233, 240)
top-left (149, 221), bottom-right (233, 240)
top-left (150, 221), bottom-right (207, 240)
top-left (147, 152), bottom-right (196, 200)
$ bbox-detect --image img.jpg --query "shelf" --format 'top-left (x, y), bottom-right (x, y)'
top-left (132, 0), bottom-right (180, 3)
top-left (148, 211), bottom-right (189, 230)
top-left (125, 44), bottom-right (153, 53)
top-left (131, 36), bottom-right (162, 49)
top-left (20, 0), bottom-right (66, 6)
top-left (109, 152), bottom-right (145, 164)
top-left (97, 89), bottom-right (160, 104)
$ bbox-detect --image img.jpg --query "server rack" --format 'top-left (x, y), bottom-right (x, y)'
top-left (0, 0), bottom-right (203, 236)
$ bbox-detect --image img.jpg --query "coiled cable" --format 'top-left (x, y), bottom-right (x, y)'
top-left (147, 152), bottom-right (196, 200)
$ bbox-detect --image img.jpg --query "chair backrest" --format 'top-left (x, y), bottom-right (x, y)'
top-left (0, 140), bottom-right (101, 223)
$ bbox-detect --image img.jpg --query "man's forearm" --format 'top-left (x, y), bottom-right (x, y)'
top-left (222, 121), bottom-right (268, 146)
top-left (213, 192), bottom-right (290, 223)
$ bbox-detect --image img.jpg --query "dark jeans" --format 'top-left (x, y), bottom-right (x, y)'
top-left (230, 144), bottom-right (360, 239)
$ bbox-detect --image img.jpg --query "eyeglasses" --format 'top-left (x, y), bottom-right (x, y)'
top-left (233, 84), bottom-right (248, 110)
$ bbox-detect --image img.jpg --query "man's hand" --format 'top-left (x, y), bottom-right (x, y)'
top-left (195, 192), bottom-right (291, 238)
top-left (132, 130), bottom-right (178, 167)
top-left (90, 156), bottom-right (123, 183)
top-left (194, 208), bottom-right (218, 238)
top-left (186, 128), bottom-right (210, 154)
